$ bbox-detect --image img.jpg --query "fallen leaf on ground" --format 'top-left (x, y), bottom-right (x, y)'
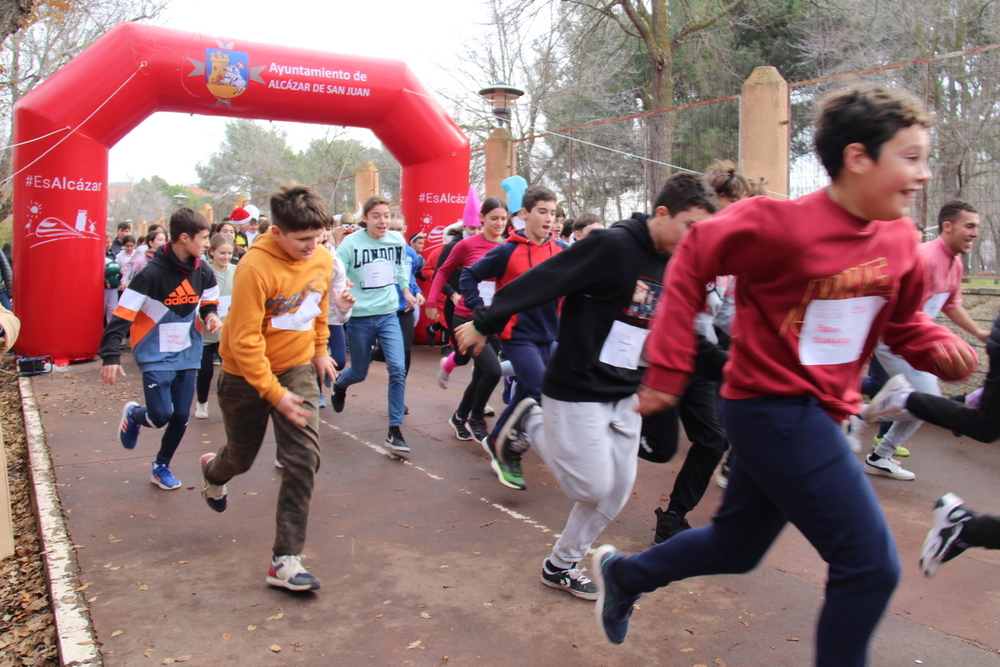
top-left (406, 640), bottom-right (422, 650)
top-left (110, 630), bottom-right (123, 637)
top-left (222, 633), bottom-right (231, 641)
top-left (266, 612), bottom-right (284, 621)
top-left (270, 644), bottom-right (281, 652)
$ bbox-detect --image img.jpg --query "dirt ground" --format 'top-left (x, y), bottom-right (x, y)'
top-left (0, 355), bottom-right (58, 667)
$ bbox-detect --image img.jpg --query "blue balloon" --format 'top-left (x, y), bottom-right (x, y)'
top-left (501, 175), bottom-right (528, 214)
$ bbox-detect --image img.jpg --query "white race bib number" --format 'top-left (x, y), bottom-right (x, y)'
top-left (599, 320), bottom-right (650, 370)
top-left (363, 260), bottom-right (394, 289)
top-left (798, 296), bottom-right (885, 366)
top-left (923, 292), bottom-right (949, 319)
top-left (159, 322), bottom-right (192, 353)
top-left (478, 280), bottom-right (496, 307)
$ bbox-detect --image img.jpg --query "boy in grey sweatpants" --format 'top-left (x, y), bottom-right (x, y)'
top-left (455, 173), bottom-right (717, 599)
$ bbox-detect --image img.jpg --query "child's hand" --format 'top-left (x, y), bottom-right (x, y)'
top-left (636, 385), bottom-right (680, 417)
top-left (100, 364), bottom-right (125, 386)
top-left (205, 313), bottom-right (222, 333)
top-left (454, 321), bottom-right (486, 356)
top-left (932, 339), bottom-right (978, 380)
top-left (312, 355), bottom-right (336, 388)
top-left (276, 391), bottom-right (310, 428)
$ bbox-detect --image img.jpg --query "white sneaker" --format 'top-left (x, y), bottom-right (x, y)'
top-left (274, 458), bottom-right (284, 469)
top-left (194, 402), bottom-right (209, 419)
top-left (436, 358), bottom-right (451, 390)
top-left (864, 454), bottom-right (915, 480)
top-left (865, 374), bottom-right (914, 423)
top-left (920, 493), bottom-right (973, 577)
top-left (841, 414), bottom-right (864, 453)
top-left (484, 404), bottom-right (496, 416)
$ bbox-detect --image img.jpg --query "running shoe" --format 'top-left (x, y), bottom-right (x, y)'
top-left (715, 450), bottom-right (732, 489)
top-left (449, 412), bottom-right (473, 441)
top-left (872, 434), bottom-right (910, 457)
top-left (481, 435), bottom-right (526, 490)
top-left (200, 453), bottom-right (228, 512)
top-left (466, 417), bottom-right (489, 443)
top-left (194, 402), bottom-right (209, 419)
top-left (385, 426), bottom-right (410, 457)
top-left (841, 415), bottom-right (864, 453)
top-left (865, 374), bottom-right (914, 423)
top-left (920, 493), bottom-right (973, 577)
top-left (593, 545), bottom-right (641, 644)
top-left (483, 404), bottom-right (496, 417)
top-left (331, 382), bottom-right (346, 413)
top-left (118, 401), bottom-right (140, 450)
top-left (541, 559), bottom-right (598, 600)
top-left (317, 392), bottom-right (327, 409)
top-left (150, 462), bottom-right (181, 490)
top-left (436, 358), bottom-right (451, 389)
top-left (653, 508), bottom-right (691, 544)
top-left (864, 454), bottom-right (915, 480)
top-left (495, 397), bottom-right (541, 464)
top-left (266, 554), bottom-right (321, 591)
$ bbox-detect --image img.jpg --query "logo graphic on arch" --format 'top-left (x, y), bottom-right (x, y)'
top-left (206, 48), bottom-right (249, 99)
top-left (187, 41), bottom-right (265, 107)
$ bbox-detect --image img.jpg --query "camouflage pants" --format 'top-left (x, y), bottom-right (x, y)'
top-left (206, 365), bottom-right (321, 556)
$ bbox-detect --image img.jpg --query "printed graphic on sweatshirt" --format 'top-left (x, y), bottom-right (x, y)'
top-left (622, 278), bottom-right (664, 325)
top-left (265, 285), bottom-right (325, 327)
top-left (600, 277), bottom-right (663, 370)
top-left (781, 258), bottom-right (893, 366)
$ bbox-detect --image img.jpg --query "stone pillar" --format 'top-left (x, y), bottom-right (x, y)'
top-left (740, 66), bottom-right (790, 198)
top-left (201, 203), bottom-right (214, 225)
top-left (355, 162), bottom-right (380, 211)
top-left (233, 194), bottom-right (249, 210)
top-left (484, 127), bottom-right (517, 202)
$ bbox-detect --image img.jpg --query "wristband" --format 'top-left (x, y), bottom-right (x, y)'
top-left (472, 324), bottom-right (484, 336)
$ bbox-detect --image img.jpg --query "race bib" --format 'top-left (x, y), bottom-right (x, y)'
top-left (923, 292), bottom-right (949, 319)
top-left (271, 292), bottom-right (323, 332)
top-left (599, 320), bottom-right (650, 370)
top-left (478, 280), bottom-right (496, 307)
top-left (159, 322), bottom-right (192, 353)
top-left (363, 260), bottom-right (394, 289)
top-left (217, 295), bottom-right (232, 319)
top-left (798, 296), bottom-right (885, 366)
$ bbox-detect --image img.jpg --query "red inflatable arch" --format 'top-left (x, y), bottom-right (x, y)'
top-left (12, 22), bottom-right (470, 362)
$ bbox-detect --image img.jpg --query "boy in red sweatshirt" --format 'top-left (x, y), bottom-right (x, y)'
top-left (593, 85), bottom-right (978, 666)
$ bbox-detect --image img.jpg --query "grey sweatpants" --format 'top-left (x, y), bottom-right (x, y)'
top-left (526, 394), bottom-right (641, 569)
top-left (872, 341), bottom-right (941, 458)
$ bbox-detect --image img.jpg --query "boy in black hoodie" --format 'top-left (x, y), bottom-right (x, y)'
top-left (455, 173), bottom-right (717, 600)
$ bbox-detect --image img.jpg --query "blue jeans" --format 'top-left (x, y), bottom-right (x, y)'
top-left (620, 395), bottom-right (899, 667)
top-left (132, 368), bottom-right (196, 466)
top-left (337, 312), bottom-right (406, 426)
top-left (491, 338), bottom-right (554, 440)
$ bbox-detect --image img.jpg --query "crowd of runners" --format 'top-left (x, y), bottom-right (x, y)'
top-left (95, 82), bottom-right (1000, 666)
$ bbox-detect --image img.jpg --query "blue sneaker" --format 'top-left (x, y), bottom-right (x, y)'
top-left (150, 462), bottom-right (181, 490)
top-left (267, 554), bottom-right (321, 591)
top-left (118, 401), bottom-right (140, 450)
top-left (317, 392), bottom-right (327, 409)
top-left (502, 377), bottom-right (514, 405)
top-left (593, 544), bottom-right (641, 645)
top-left (200, 453), bottom-right (227, 513)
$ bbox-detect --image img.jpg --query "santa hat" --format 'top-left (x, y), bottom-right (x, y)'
top-left (230, 204), bottom-right (261, 224)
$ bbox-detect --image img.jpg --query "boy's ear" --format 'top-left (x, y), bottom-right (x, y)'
top-left (842, 142), bottom-right (874, 174)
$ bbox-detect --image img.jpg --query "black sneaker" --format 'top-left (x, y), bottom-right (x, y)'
top-left (466, 417), bottom-right (489, 442)
top-left (331, 382), bottom-right (346, 413)
top-left (385, 426), bottom-right (410, 458)
top-left (496, 397), bottom-right (542, 464)
top-left (449, 412), bottom-right (473, 441)
top-left (541, 559), bottom-right (598, 600)
top-left (715, 450), bottom-right (732, 489)
top-left (653, 508), bottom-right (691, 544)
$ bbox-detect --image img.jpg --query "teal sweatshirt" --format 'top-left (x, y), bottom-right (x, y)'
top-left (336, 229), bottom-right (410, 317)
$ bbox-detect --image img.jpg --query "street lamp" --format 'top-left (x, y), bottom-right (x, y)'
top-left (171, 192), bottom-right (188, 208)
top-left (478, 81), bottom-right (524, 128)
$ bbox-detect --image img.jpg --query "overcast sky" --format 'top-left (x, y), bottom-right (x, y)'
top-left (108, 0), bottom-right (491, 184)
